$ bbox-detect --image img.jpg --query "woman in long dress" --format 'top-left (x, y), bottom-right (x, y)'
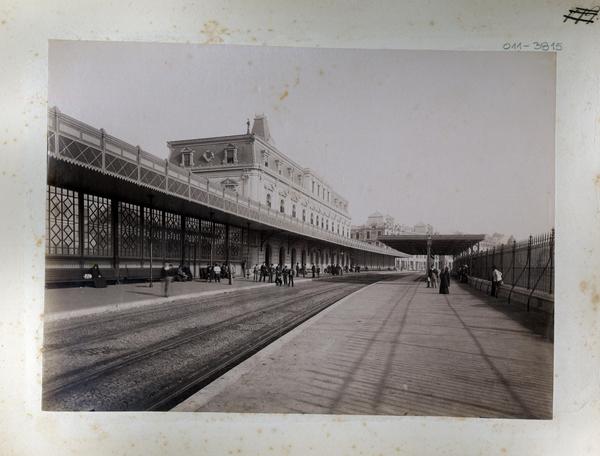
top-left (439, 266), bottom-right (450, 294)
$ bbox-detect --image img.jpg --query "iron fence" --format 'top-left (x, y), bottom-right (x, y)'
top-left (454, 230), bottom-right (554, 295)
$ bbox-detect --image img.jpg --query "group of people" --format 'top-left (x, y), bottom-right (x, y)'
top-left (427, 266), bottom-right (451, 294)
top-left (252, 263), bottom-right (296, 286)
top-left (206, 263), bottom-right (232, 283)
top-left (160, 262), bottom-right (233, 297)
top-left (251, 262), bottom-right (355, 285)
top-left (428, 264), bottom-right (503, 298)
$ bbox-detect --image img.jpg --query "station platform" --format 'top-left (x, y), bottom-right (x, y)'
top-left (174, 275), bottom-right (553, 418)
top-left (43, 272), bottom-right (375, 321)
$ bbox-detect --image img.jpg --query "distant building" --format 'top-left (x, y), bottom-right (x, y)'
top-left (479, 232), bottom-right (512, 251)
top-left (350, 212), bottom-right (396, 247)
top-left (351, 215), bottom-right (436, 271)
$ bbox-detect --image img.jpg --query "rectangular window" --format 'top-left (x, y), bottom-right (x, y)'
top-left (83, 194), bottom-right (112, 257)
top-left (47, 185), bottom-right (79, 256)
top-left (118, 201), bottom-right (140, 258)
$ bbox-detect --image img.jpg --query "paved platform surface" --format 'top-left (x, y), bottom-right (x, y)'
top-left (44, 272), bottom-right (381, 319)
top-left (45, 278), bottom-right (269, 315)
top-left (175, 275), bottom-right (553, 418)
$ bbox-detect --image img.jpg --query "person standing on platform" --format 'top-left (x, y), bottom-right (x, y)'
top-left (207, 264), bottom-right (213, 283)
top-left (317, 265), bottom-right (321, 278)
top-left (288, 265), bottom-right (295, 287)
top-left (311, 264), bottom-right (316, 278)
top-left (491, 265), bottom-right (503, 298)
top-left (213, 263), bottom-right (221, 283)
top-left (283, 265), bottom-right (289, 286)
top-left (427, 267), bottom-right (433, 288)
top-left (253, 264), bottom-right (258, 281)
top-left (260, 263), bottom-right (266, 282)
top-left (296, 262), bottom-right (300, 277)
top-left (161, 263), bottom-right (172, 297)
top-left (275, 264), bottom-right (282, 286)
top-left (439, 266), bottom-right (450, 294)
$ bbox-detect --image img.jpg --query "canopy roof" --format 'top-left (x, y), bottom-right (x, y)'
top-left (378, 234), bottom-right (485, 256)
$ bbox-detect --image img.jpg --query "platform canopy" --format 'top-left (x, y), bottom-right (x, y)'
top-left (378, 234), bottom-right (485, 256)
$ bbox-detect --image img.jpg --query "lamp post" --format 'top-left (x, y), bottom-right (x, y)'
top-left (148, 194), bottom-right (154, 288)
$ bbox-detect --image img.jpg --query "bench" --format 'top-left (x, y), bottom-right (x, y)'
top-left (45, 267), bottom-right (118, 287)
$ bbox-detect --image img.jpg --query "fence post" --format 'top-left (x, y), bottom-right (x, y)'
top-left (549, 229), bottom-right (555, 294)
top-left (511, 240), bottom-right (516, 286)
top-left (527, 235), bottom-right (533, 290)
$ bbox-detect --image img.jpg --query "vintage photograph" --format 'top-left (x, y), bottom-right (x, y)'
top-left (43, 41), bottom-right (555, 417)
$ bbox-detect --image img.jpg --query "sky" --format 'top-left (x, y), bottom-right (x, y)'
top-left (49, 41), bottom-right (555, 239)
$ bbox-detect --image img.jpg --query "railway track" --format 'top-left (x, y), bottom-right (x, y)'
top-left (42, 276), bottom-right (396, 411)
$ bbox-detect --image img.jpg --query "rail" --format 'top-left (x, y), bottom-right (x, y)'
top-left (47, 107), bottom-right (400, 256)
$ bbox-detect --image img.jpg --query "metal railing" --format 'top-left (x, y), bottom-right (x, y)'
top-left (454, 230), bottom-right (555, 302)
top-left (47, 107), bottom-right (400, 257)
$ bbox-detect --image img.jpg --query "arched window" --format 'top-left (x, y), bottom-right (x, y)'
top-left (292, 204), bottom-right (296, 218)
top-left (326, 220), bottom-right (329, 231)
top-left (266, 194), bottom-right (272, 209)
top-left (280, 199), bottom-right (285, 213)
top-left (310, 213), bottom-right (314, 225)
top-left (302, 209), bottom-right (306, 222)
top-left (316, 215), bottom-right (319, 227)
top-left (321, 219), bottom-right (324, 229)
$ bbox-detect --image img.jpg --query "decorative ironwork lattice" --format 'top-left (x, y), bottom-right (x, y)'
top-left (229, 225), bottom-right (242, 259)
top-left (184, 217), bottom-right (200, 263)
top-left (59, 136), bottom-right (102, 169)
top-left (47, 131), bottom-right (56, 153)
top-left (83, 193), bottom-right (112, 257)
top-left (140, 168), bottom-right (166, 189)
top-left (200, 220), bottom-right (212, 260)
top-left (119, 202), bottom-right (141, 258)
top-left (47, 185), bottom-right (79, 256)
top-left (143, 207), bottom-right (163, 259)
top-left (168, 179), bottom-right (188, 197)
top-left (105, 154), bottom-right (138, 180)
top-left (190, 187), bottom-right (208, 204)
top-left (164, 211), bottom-right (182, 259)
top-left (213, 222), bottom-right (226, 259)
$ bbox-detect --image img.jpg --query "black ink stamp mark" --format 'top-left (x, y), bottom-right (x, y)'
top-left (563, 6), bottom-right (599, 24)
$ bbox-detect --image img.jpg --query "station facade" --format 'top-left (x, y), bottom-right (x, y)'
top-left (45, 108), bottom-right (401, 284)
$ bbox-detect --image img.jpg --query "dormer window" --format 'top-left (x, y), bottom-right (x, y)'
top-left (222, 144), bottom-right (238, 165)
top-left (180, 147), bottom-right (194, 167)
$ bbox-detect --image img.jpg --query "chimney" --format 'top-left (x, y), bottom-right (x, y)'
top-left (251, 114), bottom-right (273, 143)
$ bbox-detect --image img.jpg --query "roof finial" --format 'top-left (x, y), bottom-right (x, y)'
top-left (246, 118), bottom-right (250, 134)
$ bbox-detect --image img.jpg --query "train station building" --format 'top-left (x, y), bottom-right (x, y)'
top-left (45, 108), bottom-right (403, 285)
